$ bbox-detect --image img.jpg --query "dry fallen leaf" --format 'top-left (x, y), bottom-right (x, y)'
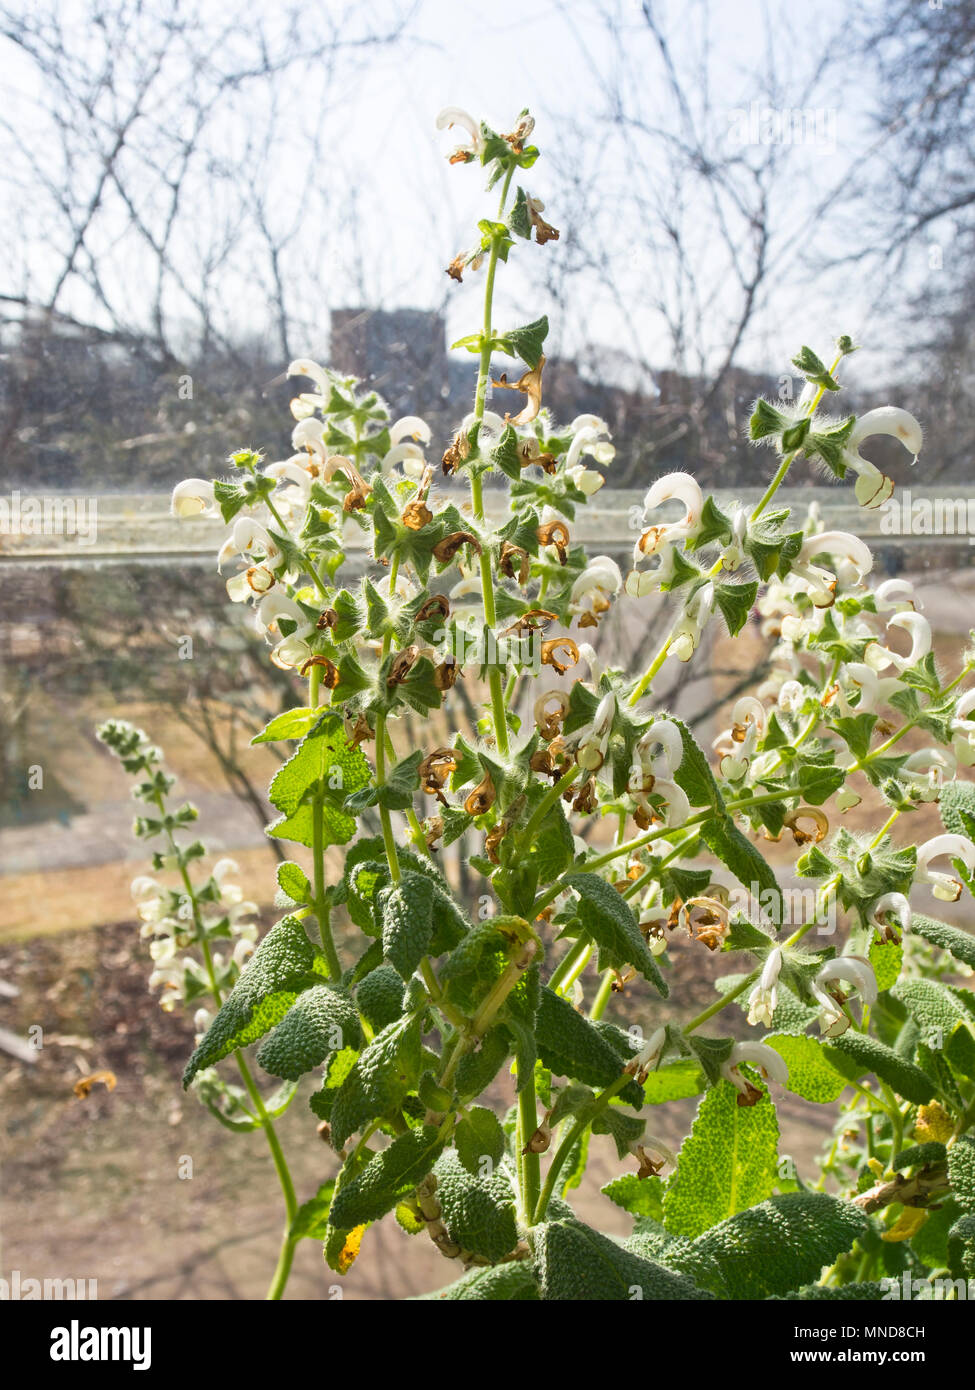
top-left (73, 1069), bottom-right (117, 1099)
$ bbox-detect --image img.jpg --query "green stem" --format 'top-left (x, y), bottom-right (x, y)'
top-left (374, 713), bottom-right (401, 884)
top-left (309, 665), bottom-right (341, 976)
top-left (518, 1076), bottom-right (541, 1226)
top-left (468, 167), bottom-right (515, 757)
top-left (534, 1072), bottom-right (629, 1223)
top-left (152, 790), bottom-right (300, 1300)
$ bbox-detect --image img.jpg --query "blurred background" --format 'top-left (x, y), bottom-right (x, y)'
top-left (1, 0), bottom-right (974, 1299)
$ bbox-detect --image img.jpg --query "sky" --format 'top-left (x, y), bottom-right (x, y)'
top-left (1, 0), bottom-right (928, 390)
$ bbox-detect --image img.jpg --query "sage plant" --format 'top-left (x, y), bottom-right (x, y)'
top-left (99, 107), bottom-right (975, 1302)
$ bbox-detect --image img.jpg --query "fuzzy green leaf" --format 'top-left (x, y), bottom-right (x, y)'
top-left (533, 1219), bottom-right (713, 1301)
top-left (183, 916), bottom-right (328, 1086)
top-left (255, 984), bottom-right (362, 1081)
top-left (563, 872), bottom-right (668, 994)
top-left (329, 1126), bottom-right (446, 1229)
top-left (663, 1082), bottom-right (779, 1239)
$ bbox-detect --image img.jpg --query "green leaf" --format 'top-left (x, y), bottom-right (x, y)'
top-left (563, 872), bottom-right (668, 995)
top-left (749, 398), bottom-right (788, 441)
top-left (791, 346), bottom-right (840, 392)
top-left (535, 987), bottom-right (643, 1105)
top-left (891, 1142), bottom-right (946, 1172)
top-left (275, 860), bottom-right (312, 906)
top-left (948, 1135), bottom-right (975, 1211)
top-left (329, 1126), bottom-right (446, 1228)
top-left (415, 1262), bottom-right (539, 1301)
top-left (455, 1106), bottom-right (507, 1176)
top-left (714, 581), bottom-right (758, 637)
top-left (663, 1082), bottom-right (779, 1239)
top-left (642, 1058), bottom-right (706, 1105)
top-left (938, 779), bottom-right (975, 847)
top-left (455, 1026), bottom-right (512, 1102)
top-left (823, 1032), bottom-right (935, 1106)
top-left (330, 1014), bottom-right (423, 1148)
top-left (266, 714), bottom-right (371, 848)
top-left (435, 1150), bottom-right (518, 1261)
top-left (798, 761), bottom-right (846, 806)
top-left (948, 1213), bottom-right (975, 1279)
top-left (498, 315), bottom-right (548, 370)
top-left (355, 961), bottom-right (406, 1032)
top-left (912, 913), bottom-right (975, 970)
top-left (701, 816), bottom-right (784, 925)
top-left (344, 749), bottom-right (422, 814)
top-left (255, 984), bottom-right (362, 1081)
top-left (533, 1219), bottom-right (713, 1301)
top-left (251, 707), bottom-right (318, 744)
top-left (377, 871), bottom-right (435, 980)
top-left (764, 1033), bottom-right (852, 1103)
top-left (601, 1172), bottom-right (664, 1222)
top-left (670, 1194), bottom-right (868, 1298)
top-left (183, 916), bottom-right (327, 1086)
top-left (289, 1180), bottom-right (336, 1241)
top-left (892, 977), bottom-right (975, 1050)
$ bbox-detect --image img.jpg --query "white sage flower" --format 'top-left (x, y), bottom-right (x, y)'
top-left (916, 834), bottom-right (975, 903)
top-left (843, 407), bottom-right (923, 509)
top-left (435, 106), bottom-right (485, 161)
top-left (171, 478), bottom-right (216, 519)
top-left (811, 956), bottom-right (878, 1037)
top-left (746, 947), bottom-right (783, 1028)
top-left (720, 1041), bottom-right (788, 1097)
top-left (569, 555), bottom-right (622, 624)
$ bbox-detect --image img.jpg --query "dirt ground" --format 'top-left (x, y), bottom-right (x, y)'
top-left (0, 910), bottom-right (839, 1302)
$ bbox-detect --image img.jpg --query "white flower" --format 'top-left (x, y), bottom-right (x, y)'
top-left (866, 611), bottom-right (932, 674)
top-left (843, 407), bottom-right (922, 509)
top-left (381, 441), bottom-right (427, 479)
top-left (565, 418), bottom-right (613, 496)
top-left (569, 555), bottom-right (622, 623)
top-left (720, 1040), bottom-right (788, 1097)
top-left (746, 948), bottom-right (783, 1028)
top-left (575, 642), bottom-right (605, 684)
top-left (576, 690), bottom-right (617, 771)
top-left (904, 748), bottom-right (956, 802)
top-left (220, 518), bottom-right (286, 602)
top-left (875, 578), bottom-right (919, 614)
top-left (624, 1026), bottom-right (668, 1083)
top-left (435, 106), bottom-right (485, 160)
top-left (811, 956), bottom-right (878, 1037)
top-left (264, 458), bottom-right (313, 506)
top-left (792, 531), bottom-right (873, 607)
top-left (647, 777), bottom-right (690, 828)
top-left (258, 591), bottom-right (315, 670)
top-left (287, 357), bottom-right (330, 396)
top-left (716, 695), bottom-right (767, 780)
top-left (171, 478), bottom-right (216, 519)
top-left (633, 719), bottom-right (684, 783)
top-left (635, 472), bottom-right (704, 559)
top-left (951, 690), bottom-right (975, 767)
top-left (720, 507), bottom-right (749, 572)
top-left (870, 891), bottom-right (911, 938)
top-left (291, 416), bottom-right (327, 459)
top-left (671, 582), bottom-right (714, 661)
top-left (916, 834), bottom-right (975, 902)
top-left (390, 416), bottom-right (432, 447)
